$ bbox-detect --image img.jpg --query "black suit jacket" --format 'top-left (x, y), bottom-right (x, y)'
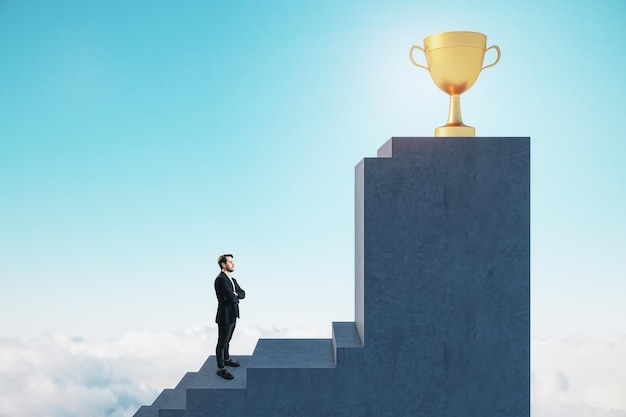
top-left (214, 271), bottom-right (246, 326)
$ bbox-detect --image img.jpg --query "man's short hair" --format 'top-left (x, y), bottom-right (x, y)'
top-left (217, 254), bottom-right (233, 269)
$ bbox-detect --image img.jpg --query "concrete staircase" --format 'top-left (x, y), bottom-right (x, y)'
top-left (133, 322), bottom-right (362, 417)
top-left (133, 137), bottom-right (530, 417)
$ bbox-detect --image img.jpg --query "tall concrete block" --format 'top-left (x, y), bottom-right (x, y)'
top-left (355, 137), bottom-right (530, 416)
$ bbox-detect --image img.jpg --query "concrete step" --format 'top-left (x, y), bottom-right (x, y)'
top-left (132, 405), bottom-right (157, 417)
top-left (248, 338), bottom-right (335, 369)
top-left (152, 389), bottom-right (185, 410)
top-left (157, 410), bottom-right (186, 417)
top-left (332, 321), bottom-right (364, 365)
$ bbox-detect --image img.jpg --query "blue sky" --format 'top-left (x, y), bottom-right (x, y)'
top-left (1, 0), bottom-right (625, 337)
top-left (0, 1), bottom-right (625, 415)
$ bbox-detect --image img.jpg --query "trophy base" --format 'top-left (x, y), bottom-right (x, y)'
top-left (435, 125), bottom-right (475, 137)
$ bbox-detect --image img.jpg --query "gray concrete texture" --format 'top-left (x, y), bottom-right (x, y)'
top-left (134, 137), bottom-right (530, 417)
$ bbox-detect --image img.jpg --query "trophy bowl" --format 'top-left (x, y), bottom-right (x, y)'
top-left (410, 31), bottom-right (500, 137)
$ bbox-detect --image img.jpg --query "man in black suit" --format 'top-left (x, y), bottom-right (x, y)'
top-left (214, 253), bottom-right (246, 380)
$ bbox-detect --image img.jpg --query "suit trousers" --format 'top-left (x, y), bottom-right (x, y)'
top-left (216, 321), bottom-right (236, 369)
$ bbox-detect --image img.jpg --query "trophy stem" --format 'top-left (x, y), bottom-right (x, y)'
top-left (447, 94), bottom-right (464, 126)
top-left (436, 94), bottom-right (475, 137)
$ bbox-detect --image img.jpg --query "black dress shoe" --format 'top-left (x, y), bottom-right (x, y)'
top-left (224, 359), bottom-right (240, 367)
top-left (217, 369), bottom-right (234, 380)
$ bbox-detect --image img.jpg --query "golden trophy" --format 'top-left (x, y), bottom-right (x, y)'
top-left (410, 31), bottom-right (500, 137)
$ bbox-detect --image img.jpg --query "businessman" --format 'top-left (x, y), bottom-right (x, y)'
top-left (214, 253), bottom-right (246, 380)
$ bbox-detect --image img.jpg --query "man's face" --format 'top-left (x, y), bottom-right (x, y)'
top-left (222, 256), bottom-right (235, 273)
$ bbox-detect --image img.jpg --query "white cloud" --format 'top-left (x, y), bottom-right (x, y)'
top-left (1, 329), bottom-right (624, 417)
top-left (532, 333), bottom-right (626, 417)
top-left (0, 324), bottom-right (328, 417)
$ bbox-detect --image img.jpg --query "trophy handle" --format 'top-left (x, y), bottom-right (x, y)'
top-left (409, 45), bottom-right (428, 70)
top-left (481, 45), bottom-right (501, 70)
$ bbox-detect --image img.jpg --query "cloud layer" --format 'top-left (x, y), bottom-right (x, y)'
top-left (1, 329), bottom-right (624, 417)
top-left (0, 325), bottom-right (328, 417)
top-left (532, 333), bottom-right (626, 417)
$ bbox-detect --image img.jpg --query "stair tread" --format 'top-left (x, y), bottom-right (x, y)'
top-left (249, 338), bottom-right (335, 368)
top-left (152, 388), bottom-right (185, 409)
top-left (132, 405), bottom-right (157, 417)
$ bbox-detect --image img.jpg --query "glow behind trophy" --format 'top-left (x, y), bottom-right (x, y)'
top-left (410, 31), bottom-right (500, 137)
